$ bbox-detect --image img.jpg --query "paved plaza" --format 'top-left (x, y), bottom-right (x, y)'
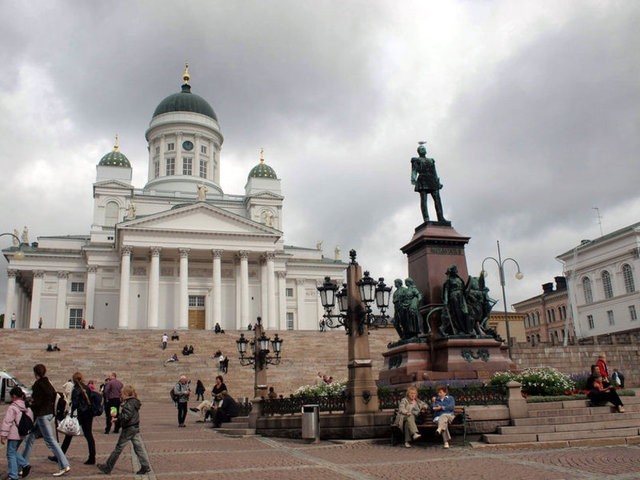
top-left (2, 401), bottom-right (640, 480)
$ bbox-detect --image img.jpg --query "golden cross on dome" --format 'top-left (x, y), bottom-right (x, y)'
top-left (260, 148), bottom-right (265, 164)
top-left (114, 134), bottom-right (119, 152)
top-left (183, 63), bottom-right (190, 85)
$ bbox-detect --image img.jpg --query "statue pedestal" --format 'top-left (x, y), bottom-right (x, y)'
top-left (401, 222), bottom-right (470, 304)
top-left (379, 337), bottom-right (515, 389)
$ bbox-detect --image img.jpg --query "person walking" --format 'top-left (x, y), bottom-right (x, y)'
top-left (195, 380), bottom-right (205, 401)
top-left (161, 333), bottom-right (168, 350)
top-left (0, 387), bottom-right (33, 480)
top-left (104, 372), bottom-right (123, 434)
top-left (21, 363), bottom-right (71, 477)
top-left (52, 372), bottom-right (96, 465)
top-left (173, 375), bottom-right (190, 427)
top-left (97, 385), bottom-right (151, 475)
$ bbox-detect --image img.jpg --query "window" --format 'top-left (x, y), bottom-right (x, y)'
top-left (68, 308), bottom-right (83, 329)
top-left (188, 295), bottom-right (205, 307)
top-left (105, 201), bottom-right (119, 226)
top-left (629, 305), bottom-right (637, 321)
top-left (607, 310), bottom-right (615, 325)
top-left (587, 314), bottom-right (595, 329)
top-left (551, 309), bottom-right (556, 322)
top-left (535, 311), bottom-right (540, 325)
top-left (602, 271), bottom-right (613, 299)
top-left (582, 277), bottom-right (593, 304)
top-left (286, 312), bottom-right (294, 330)
top-left (154, 160), bottom-right (159, 178)
top-left (166, 157), bottom-right (175, 175)
top-left (71, 282), bottom-right (84, 293)
top-left (199, 159), bottom-right (207, 178)
top-left (167, 142), bottom-right (175, 151)
top-left (623, 264), bottom-right (635, 293)
top-left (201, 145), bottom-right (207, 154)
top-left (286, 288), bottom-right (294, 297)
top-left (183, 157), bottom-right (192, 175)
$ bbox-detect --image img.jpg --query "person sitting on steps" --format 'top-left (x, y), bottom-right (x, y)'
top-left (587, 364), bottom-right (624, 412)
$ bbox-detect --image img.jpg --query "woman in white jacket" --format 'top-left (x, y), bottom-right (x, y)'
top-left (0, 387), bottom-right (34, 480)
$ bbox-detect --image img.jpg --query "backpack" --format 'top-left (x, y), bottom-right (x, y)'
top-left (90, 389), bottom-right (104, 417)
top-left (17, 407), bottom-right (34, 437)
top-left (170, 388), bottom-right (179, 404)
top-left (54, 392), bottom-right (67, 422)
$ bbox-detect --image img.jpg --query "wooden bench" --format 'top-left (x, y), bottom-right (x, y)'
top-left (390, 405), bottom-right (467, 446)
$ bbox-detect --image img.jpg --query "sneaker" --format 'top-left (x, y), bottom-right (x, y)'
top-left (136, 467), bottom-right (150, 475)
top-left (404, 442), bottom-right (411, 448)
top-left (443, 442), bottom-right (450, 449)
top-left (618, 406), bottom-right (625, 413)
top-left (52, 466), bottom-right (71, 477)
top-left (189, 407), bottom-right (199, 412)
top-left (47, 455), bottom-right (58, 462)
top-left (21, 466), bottom-right (31, 478)
top-left (97, 464), bottom-right (111, 475)
top-left (412, 433), bottom-right (421, 441)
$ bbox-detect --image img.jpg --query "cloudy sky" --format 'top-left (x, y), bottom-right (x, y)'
top-left (1, 0), bottom-right (639, 313)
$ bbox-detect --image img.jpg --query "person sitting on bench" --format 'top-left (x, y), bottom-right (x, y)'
top-left (394, 386), bottom-right (428, 448)
top-left (431, 385), bottom-right (456, 449)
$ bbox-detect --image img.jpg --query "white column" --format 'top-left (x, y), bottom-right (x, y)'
top-left (266, 252), bottom-right (276, 329)
top-left (118, 246), bottom-right (132, 328)
top-left (4, 270), bottom-right (17, 328)
top-left (179, 248), bottom-right (190, 329)
top-left (148, 247), bottom-right (161, 328)
top-left (212, 250), bottom-right (222, 330)
top-left (277, 271), bottom-right (286, 330)
top-left (29, 270), bottom-right (44, 328)
top-left (260, 260), bottom-right (268, 325)
top-left (85, 267), bottom-right (97, 328)
top-left (296, 278), bottom-right (305, 330)
top-left (239, 251), bottom-right (249, 330)
top-left (235, 258), bottom-right (241, 329)
top-left (56, 271), bottom-right (69, 329)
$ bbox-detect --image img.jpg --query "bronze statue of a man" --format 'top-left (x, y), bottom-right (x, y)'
top-left (410, 142), bottom-right (448, 224)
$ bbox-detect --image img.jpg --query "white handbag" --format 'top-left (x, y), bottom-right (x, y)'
top-left (57, 414), bottom-right (82, 436)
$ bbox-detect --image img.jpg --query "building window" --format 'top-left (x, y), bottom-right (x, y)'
top-left (166, 157), bottom-right (175, 175)
top-left (183, 157), bottom-right (192, 175)
top-left (199, 159), bottom-right (207, 178)
top-left (622, 264), bottom-right (635, 293)
top-left (167, 142), bottom-right (175, 151)
top-left (607, 310), bottom-right (615, 325)
top-left (562, 305), bottom-right (567, 319)
top-left (188, 295), bottom-right (205, 307)
top-left (286, 312), bottom-right (294, 330)
top-left (629, 305), bottom-right (637, 321)
top-left (201, 145), bottom-right (207, 154)
top-left (602, 271), bottom-right (613, 299)
top-left (535, 311), bottom-right (540, 325)
top-left (154, 160), bottom-right (159, 178)
top-left (105, 201), bottom-right (119, 226)
top-left (71, 282), bottom-right (84, 293)
top-left (286, 288), bottom-right (294, 298)
top-left (582, 277), bottom-right (593, 304)
top-left (68, 308), bottom-right (83, 329)
top-left (587, 314), bottom-right (595, 329)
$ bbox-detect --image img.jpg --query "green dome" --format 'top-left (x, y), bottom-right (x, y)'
top-left (152, 84), bottom-right (218, 121)
top-left (99, 149), bottom-right (131, 168)
top-left (248, 161), bottom-right (277, 180)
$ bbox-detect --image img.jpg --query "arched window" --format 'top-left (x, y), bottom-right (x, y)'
top-left (536, 311), bottom-right (540, 325)
top-left (602, 271), bottom-right (613, 299)
top-left (105, 201), bottom-right (119, 226)
top-left (582, 277), bottom-right (593, 304)
top-left (623, 264), bottom-right (635, 294)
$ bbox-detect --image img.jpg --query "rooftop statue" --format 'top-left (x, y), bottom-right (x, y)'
top-left (410, 142), bottom-right (448, 224)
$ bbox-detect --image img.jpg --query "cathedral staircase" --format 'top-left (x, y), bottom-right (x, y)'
top-left (480, 396), bottom-right (640, 446)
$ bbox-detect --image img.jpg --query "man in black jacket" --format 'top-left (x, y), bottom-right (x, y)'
top-left (212, 391), bottom-right (238, 428)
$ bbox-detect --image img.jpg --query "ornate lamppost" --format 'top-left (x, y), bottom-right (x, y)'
top-left (0, 233), bottom-right (25, 260)
top-left (481, 240), bottom-right (523, 359)
top-left (236, 316), bottom-right (283, 399)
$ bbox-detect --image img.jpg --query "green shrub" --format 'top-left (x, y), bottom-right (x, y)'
top-left (291, 381), bottom-right (345, 399)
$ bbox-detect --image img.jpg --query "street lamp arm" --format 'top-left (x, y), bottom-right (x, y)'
top-left (481, 256), bottom-right (499, 273)
top-left (0, 233), bottom-right (21, 244)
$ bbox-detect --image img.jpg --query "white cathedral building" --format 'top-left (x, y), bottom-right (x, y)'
top-left (3, 67), bottom-right (346, 331)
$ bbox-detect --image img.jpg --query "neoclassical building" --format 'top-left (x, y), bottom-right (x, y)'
top-left (3, 66), bottom-right (346, 331)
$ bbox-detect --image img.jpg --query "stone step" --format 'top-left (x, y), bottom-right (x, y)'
top-left (499, 414), bottom-right (640, 434)
top-left (513, 405), bottom-right (639, 426)
top-left (482, 426), bottom-right (640, 444)
top-left (214, 427), bottom-right (257, 436)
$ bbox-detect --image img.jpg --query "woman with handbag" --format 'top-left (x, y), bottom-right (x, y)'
top-left (51, 372), bottom-right (96, 465)
top-left (395, 386), bottom-right (428, 448)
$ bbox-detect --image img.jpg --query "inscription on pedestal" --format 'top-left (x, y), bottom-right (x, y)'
top-left (428, 247), bottom-right (464, 255)
top-left (461, 349), bottom-right (490, 362)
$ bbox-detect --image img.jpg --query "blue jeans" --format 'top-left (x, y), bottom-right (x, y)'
top-left (6, 439), bottom-right (28, 480)
top-left (21, 414), bottom-right (69, 469)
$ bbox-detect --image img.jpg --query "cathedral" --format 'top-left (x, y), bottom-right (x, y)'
top-left (3, 66), bottom-right (346, 331)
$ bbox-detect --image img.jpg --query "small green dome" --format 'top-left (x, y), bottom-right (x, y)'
top-left (153, 84), bottom-right (218, 121)
top-left (248, 151), bottom-right (278, 179)
top-left (99, 137), bottom-right (130, 168)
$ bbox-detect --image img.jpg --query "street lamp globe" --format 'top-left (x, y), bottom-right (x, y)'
top-left (375, 278), bottom-right (392, 309)
top-left (236, 333), bottom-right (249, 356)
top-left (357, 271), bottom-right (377, 303)
top-left (318, 277), bottom-right (338, 309)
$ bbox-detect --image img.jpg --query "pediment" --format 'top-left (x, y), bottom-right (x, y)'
top-left (118, 203), bottom-right (279, 237)
top-left (93, 180), bottom-right (134, 189)
top-left (247, 191), bottom-right (284, 200)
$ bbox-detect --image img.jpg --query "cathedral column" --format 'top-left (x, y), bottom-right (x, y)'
top-left (260, 260), bottom-right (268, 326)
top-left (238, 251), bottom-right (249, 330)
top-left (56, 271), bottom-right (69, 329)
top-left (266, 252), bottom-right (276, 329)
top-left (118, 246), bottom-right (132, 328)
top-left (30, 270), bottom-right (45, 329)
top-left (296, 279), bottom-right (306, 330)
top-left (4, 270), bottom-right (17, 328)
top-left (179, 248), bottom-right (190, 329)
top-left (212, 250), bottom-right (222, 330)
top-left (277, 271), bottom-right (286, 330)
top-left (148, 247), bottom-right (161, 329)
top-left (85, 266), bottom-right (97, 328)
